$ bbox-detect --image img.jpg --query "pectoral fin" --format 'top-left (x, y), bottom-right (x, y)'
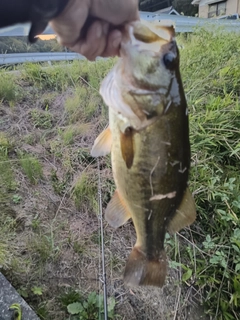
top-left (105, 190), bottom-right (131, 228)
top-left (121, 127), bottom-right (134, 169)
top-left (168, 188), bottom-right (196, 234)
top-left (91, 127), bottom-right (112, 157)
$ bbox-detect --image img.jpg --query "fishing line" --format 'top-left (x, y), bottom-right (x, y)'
top-left (97, 157), bottom-right (108, 320)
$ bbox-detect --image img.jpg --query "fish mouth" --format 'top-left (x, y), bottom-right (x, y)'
top-left (120, 20), bottom-right (175, 56)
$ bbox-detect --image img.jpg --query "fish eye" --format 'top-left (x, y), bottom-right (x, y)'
top-left (163, 53), bottom-right (176, 70)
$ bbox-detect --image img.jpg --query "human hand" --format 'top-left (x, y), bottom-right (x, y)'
top-left (50, 0), bottom-right (139, 60)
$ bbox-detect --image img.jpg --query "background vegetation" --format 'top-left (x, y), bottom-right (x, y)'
top-left (0, 28), bottom-right (239, 319)
top-left (0, 36), bottom-right (63, 54)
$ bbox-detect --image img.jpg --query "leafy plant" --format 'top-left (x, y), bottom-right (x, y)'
top-left (67, 292), bottom-right (116, 320)
top-left (12, 194), bottom-right (22, 204)
top-left (31, 286), bottom-right (43, 296)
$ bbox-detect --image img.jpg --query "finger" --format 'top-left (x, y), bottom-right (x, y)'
top-left (70, 20), bottom-right (109, 60)
top-left (101, 29), bottom-right (122, 57)
top-left (50, 0), bottom-right (89, 47)
top-left (91, 0), bottom-right (140, 25)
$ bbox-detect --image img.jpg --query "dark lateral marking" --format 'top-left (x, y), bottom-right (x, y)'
top-left (120, 127), bottom-right (134, 169)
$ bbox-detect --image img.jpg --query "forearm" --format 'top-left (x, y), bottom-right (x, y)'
top-left (0, 0), bottom-right (69, 42)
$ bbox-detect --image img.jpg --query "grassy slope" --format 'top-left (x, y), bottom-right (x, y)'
top-left (179, 28), bottom-right (240, 320)
top-left (0, 28), bottom-right (239, 319)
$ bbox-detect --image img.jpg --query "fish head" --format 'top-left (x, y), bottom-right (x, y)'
top-left (120, 20), bottom-right (179, 93)
top-left (100, 20), bottom-right (184, 128)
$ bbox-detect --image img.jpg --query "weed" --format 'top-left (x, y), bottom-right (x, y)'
top-left (50, 170), bottom-right (68, 195)
top-left (59, 289), bottom-right (82, 308)
top-left (40, 92), bottom-right (57, 110)
top-left (31, 286), bottom-right (43, 296)
top-left (23, 63), bottom-right (74, 91)
top-left (67, 291), bottom-right (116, 320)
top-left (28, 231), bottom-right (60, 263)
top-left (60, 123), bottom-right (91, 145)
top-left (72, 241), bottom-right (86, 256)
top-left (77, 148), bottom-right (96, 166)
top-left (0, 73), bottom-right (16, 104)
top-left (64, 87), bottom-right (88, 124)
top-left (17, 286), bottom-right (29, 299)
top-left (64, 86), bottom-right (101, 123)
top-left (72, 172), bottom-right (98, 212)
top-left (31, 108), bottom-right (53, 129)
top-left (18, 152), bottom-right (43, 184)
top-left (31, 218), bottom-right (41, 231)
top-left (0, 243), bottom-right (10, 268)
top-left (12, 194), bottom-right (22, 204)
top-left (36, 302), bottom-right (49, 320)
top-left (176, 28), bottom-right (240, 319)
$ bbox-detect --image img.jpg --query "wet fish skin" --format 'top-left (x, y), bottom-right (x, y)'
top-left (91, 21), bottom-right (196, 287)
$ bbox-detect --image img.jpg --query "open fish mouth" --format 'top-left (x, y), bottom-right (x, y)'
top-left (120, 20), bottom-right (175, 55)
top-left (100, 20), bottom-right (179, 131)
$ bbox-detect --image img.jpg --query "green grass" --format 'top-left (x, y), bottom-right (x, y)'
top-left (176, 28), bottom-right (240, 320)
top-left (72, 171), bottom-right (98, 212)
top-left (31, 108), bottom-right (53, 129)
top-left (60, 123), bottom-right (92, 145)
top-left (22, 59), bottom-right (115, 92)
top-left (0, 133), bottom-right (23, 271)
top-left (18, 152), bottom-right (43, 184)
top-left (0, 73), bottom-right (17, 104)
top-left (65, 86), bottom-right (102, 123)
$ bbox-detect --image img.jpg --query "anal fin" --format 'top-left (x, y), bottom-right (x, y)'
top-left (168, 187), bottom-right (196, 234)
top-left (91, 127), bottom-right (112, 157)
top-left (124, 247), bottom-right (167, 287)
top-left (105, 190), bottom-right (131, 228)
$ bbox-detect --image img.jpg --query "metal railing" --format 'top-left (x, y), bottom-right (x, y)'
top-left (0, 52), bottom-right (84, 65)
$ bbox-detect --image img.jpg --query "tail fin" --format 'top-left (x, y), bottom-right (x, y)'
top-left (124, 247), bottom-right (167, 287)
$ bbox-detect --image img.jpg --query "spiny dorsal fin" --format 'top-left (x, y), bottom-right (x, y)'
top-left (120, 127), bottom-right (134, 169)
top-left (168, 188), bottom-right (196, 234)
top-left (91, 127), bottom-right (112, 157)
top-left (105, 190), bottom-right (131, 228)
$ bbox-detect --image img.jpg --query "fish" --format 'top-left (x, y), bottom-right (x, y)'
top-left (91, 20), bottom-right (196, 287)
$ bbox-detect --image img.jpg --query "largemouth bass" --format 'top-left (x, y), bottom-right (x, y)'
top-left (91, 20), bottom-right (196, 287)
